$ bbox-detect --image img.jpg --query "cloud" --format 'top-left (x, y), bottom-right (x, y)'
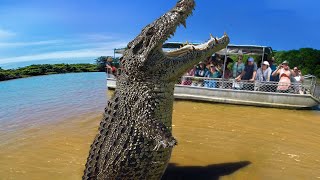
top-left (0, 40), bottom-right (63, 48)
top-left (0, 29), bottom-right (15, 39)
top-left (0, 41), bottom-right (127, 64)
top-left (79, 34), bottom-right (115, 41)
top-left (0, 32), bottom-right (129, 64)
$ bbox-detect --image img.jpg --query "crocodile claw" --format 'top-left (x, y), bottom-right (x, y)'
top-left (153, 137), bottom-right (178, 151)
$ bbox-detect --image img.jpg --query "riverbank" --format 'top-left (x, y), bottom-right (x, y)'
top-left (0, 63), bottom-right (99, 81)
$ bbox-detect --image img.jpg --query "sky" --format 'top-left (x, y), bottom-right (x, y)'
top-left (0, 0), bottom-right (319, 67)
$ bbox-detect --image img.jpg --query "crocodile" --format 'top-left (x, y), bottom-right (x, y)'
top-left (83, 0), bottom-right (230, 179)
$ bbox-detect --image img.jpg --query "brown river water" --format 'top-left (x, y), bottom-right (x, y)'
top-left (0, 73), bottom-right (320, 180)
top-left (1, 101), bottom-right (320, 180)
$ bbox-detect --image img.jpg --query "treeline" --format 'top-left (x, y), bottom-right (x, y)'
top-left (1, 49), bottom-right (319, 81)
top-left (0, 63), bottom-right (98, 81)
top-left (273, 48), bottom-right (320, 78)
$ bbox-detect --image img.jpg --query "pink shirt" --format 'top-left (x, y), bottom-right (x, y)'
top-left (277, 69), bottom-right (291, 91)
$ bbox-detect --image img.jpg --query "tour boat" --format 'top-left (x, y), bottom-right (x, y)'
top-left (107, 44), bottom-right (320, 109)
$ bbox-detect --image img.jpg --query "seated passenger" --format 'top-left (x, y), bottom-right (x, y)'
top-left (256, 61), bottom-right (271, 82)
top-left (209, 64), bottom-right (221, 78)
top-left (272, 60), bottom-right (295, 93)
top-left (232, 53), bottom-right (245, 78)
top-left (195, 62), bottom-right (210, 78)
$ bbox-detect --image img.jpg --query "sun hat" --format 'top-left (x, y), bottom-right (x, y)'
top-left (262, 61), bottom-right (270, 66)
top-left (282, 60), bottom-right (289, 64)
top-left (107, 57), bottom-right (113, 62)
top-left (248, 57), bottom-right (254, 62)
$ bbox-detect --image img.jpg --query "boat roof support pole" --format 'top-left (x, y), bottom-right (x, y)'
top-left (261, 47), bottom-right (265, 67)
top-left (222, 46), bottom-right (228, 88)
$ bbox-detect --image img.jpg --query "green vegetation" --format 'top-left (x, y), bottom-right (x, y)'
top-left (0, 63), bottom-right (99, 81)
top-left (273, 48), bottom-right (320, 78)
top-left (95, 56), bottom-right (110, 72)
top-left (228, 48), bottom-right (320, 78)
top-left (1, 48), bottom-right (319, 81)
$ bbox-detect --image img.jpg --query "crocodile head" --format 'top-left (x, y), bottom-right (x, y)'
top-left (123, 0), bottom-right (229, 80)
top-left (127, 0), bottom-right (196, 55)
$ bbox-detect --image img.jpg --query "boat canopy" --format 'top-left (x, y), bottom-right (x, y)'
top-left (114, 48), bottom-right (126, 55)
top-left (162, 42), bottom-right (273, 55)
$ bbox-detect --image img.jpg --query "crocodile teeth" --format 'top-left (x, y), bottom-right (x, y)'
top-left (214, 37), bottom-right (218, 44)
top-left (181, 20), bottom-right (187, 28)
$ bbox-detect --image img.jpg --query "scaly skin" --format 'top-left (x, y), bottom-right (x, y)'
top-left (83, 0), bottom-right (230, 179)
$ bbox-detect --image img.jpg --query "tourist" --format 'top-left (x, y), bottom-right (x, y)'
top-left (269, 57), bottom-right (279, 81)
top-left (272, 60), bottom-right (294, 93)
top-left (181, 65), bottom-right (197, 85)
top-left (221, 57), bottom-right (233, 79)
top-left (235, 57), bottom-right (257, 91)
top-left (195, 62), bottom-right (210, 77)
top-left (232, 52), bottom-right (245, 78)
top-left (209, 64), bottom-right (221, 78)
top-left (292, 67), bottom-right (304, 94)
top-left (203, 64), bottom-right (220, 88)
top-left (256, 61), bottom-right (271, 82)
top-left (293, 67), bottom-right (304, 82)
top-left (235, 57), bottom-right (257, 81)
top-left (106, 57), bottom-right (117, 78)
top-left (255, 61), bottom-right (272, 91)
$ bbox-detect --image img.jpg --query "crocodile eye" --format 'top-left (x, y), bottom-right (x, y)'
top-left (133, 40), bottom-right (143, 54)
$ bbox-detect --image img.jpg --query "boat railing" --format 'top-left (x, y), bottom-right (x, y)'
top-left (178, 76), bottom-right (317, 96)
top-left (106, 70), bottom-right (319, 99)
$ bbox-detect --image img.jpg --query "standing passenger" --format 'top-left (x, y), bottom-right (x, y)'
top-left (235, 57), bottom-right (257, 91)
top-left (269, 57), bottom-right (279, 81)
top-left (232, 52), bottom-right (245, 78)
top-left (235, 57), bottom-right (257, 82)
top-left (256, 61), bottom-right (272, 91)
top-left (272, 61), bottom-right (294, 93)
top-left (256, 61), bottom-right (271, 82)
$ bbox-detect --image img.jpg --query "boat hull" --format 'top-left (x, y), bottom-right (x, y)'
top-left (107, 78), bottom-right (320, 109)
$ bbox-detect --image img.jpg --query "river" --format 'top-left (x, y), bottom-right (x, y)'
top-left (0, 72), bottom-right (319, 180)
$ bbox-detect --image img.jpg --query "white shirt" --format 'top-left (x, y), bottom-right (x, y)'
top-left (256, 67), bottom-right (271, 81)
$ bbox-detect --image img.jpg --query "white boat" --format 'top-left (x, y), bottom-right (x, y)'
top-left (108, 44), bottom-right (320, 109)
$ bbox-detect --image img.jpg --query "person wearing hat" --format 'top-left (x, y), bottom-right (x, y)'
top-left (235, 57), bottom-right (257, 91)
top-left (256, 61), bottom-right (272, 82)
top-left (195, 61), bottom-right (210, 77)
top-left (235, 57), bottom-right (257, 82)
top-left (271, 60), bottom-right (295, 93)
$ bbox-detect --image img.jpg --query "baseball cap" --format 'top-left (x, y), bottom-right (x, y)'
top-left (248, 57), bottom-right (254, 62)
top-left (262, 61), bottom-right (270, 66)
